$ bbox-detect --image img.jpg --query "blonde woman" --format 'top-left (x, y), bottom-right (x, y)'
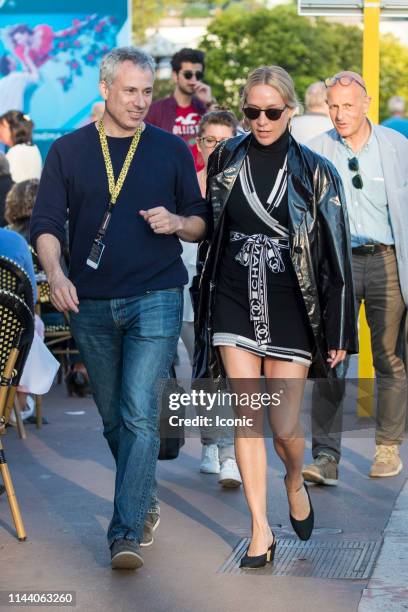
top-left (194, 66), bottom-right (357, 568)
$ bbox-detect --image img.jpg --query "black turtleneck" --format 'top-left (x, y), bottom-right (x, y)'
top-left (248, 127), bottom-right (289, 208)
top-left (226, 127), bottom-right (290, 234)
top-left (250, 125), bottom-right (289, 152)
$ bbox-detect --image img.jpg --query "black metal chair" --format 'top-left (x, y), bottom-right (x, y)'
top-left (0, 289), bottom-right (34, 540)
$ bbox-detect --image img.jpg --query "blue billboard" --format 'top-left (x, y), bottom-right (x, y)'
top-left (0, 0), bottom-right (130, 153)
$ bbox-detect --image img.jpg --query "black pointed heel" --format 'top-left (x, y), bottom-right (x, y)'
top-left (285, 476), bottom-right (314, 541)
top-left (239, 534), bottom-right (277, 569)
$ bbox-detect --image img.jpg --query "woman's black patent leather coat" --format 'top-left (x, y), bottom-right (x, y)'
top-left (192, 132), bottom-right (358, 381)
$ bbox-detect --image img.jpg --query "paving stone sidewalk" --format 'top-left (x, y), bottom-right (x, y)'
top-left (0, 378), bottom-right (407, 612)
top-left (359, 478), bottom-right (408, 611)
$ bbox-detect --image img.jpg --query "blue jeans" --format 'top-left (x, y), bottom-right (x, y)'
top-left (70, 289), bottom-right (183, 545)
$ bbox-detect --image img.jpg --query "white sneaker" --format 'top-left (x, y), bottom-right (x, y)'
top-left (200, 444), bottom-right (220, 474)
top-left (218, 458), bottom-right (242, 488)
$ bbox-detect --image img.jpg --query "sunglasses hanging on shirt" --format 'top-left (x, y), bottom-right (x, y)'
top-left (348, 157), bottom-right (364, 189)
top-left (243, 106), bottom-right (287, 121)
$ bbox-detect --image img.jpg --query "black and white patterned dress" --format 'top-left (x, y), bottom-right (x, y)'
top-left (212, 129), bottom-right (314, 367)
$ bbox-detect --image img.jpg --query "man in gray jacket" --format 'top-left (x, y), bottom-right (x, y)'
top-left (304, 71), bottom-right (408, 483)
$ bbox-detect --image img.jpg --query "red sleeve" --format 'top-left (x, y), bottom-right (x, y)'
top-left (145, 101), bottom-right (160, 127)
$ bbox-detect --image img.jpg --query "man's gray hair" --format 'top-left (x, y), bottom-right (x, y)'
top-left (305, 82), bottom-right (327, 111)
top-left (100, 47), bottom-right (156, 86)
top-left (0, 153), bottom-right (10, 177)
top-left (388, 95), bottom-right (405, 115)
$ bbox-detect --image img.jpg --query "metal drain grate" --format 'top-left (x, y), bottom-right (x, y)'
top-left (219, 538), bottom-right (382, 579)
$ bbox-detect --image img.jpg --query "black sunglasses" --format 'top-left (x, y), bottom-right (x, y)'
top-left (243, 106), bottom-right (287, 121)
top-left (180, 70), bottom-right (204, 81)
top-left (348, 157), bottom-right (363, 189)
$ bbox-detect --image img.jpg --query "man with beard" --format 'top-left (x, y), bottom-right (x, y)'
top-left (145, 48), bottom-right (213, 170)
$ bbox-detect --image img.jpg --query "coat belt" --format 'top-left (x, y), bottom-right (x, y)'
top-left (230, 231), bottom-right (289, 345)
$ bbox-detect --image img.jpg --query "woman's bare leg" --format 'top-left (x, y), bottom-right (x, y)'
top-left (264, 358), bottom-right (310, 520)
top-left (219, 346), bottom-right (274, 556)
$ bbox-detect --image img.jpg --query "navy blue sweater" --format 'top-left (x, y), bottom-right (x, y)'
top-left (31, 123), bottom-right (209, 299)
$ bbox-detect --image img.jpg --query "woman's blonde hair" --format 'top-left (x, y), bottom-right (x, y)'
top-left (241, 65), bottom-right (300, 110)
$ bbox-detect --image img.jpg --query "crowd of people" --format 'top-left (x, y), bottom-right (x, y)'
top-left (1, 43), bottom-right (407, 573)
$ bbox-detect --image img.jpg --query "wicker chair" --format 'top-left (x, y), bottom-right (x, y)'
top-left (0, 256), bottom-right (36, 436)
top-left (0, 256), bottom-right (35, 313)
top-left (0, 289), bottom-right (34, 540)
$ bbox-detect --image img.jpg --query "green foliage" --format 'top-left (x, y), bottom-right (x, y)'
top-left (380, 33), bottom-right (408, 120)
top-left (133, 0), bottom-right (179, 43)
top-left (134, 1), bottom-right (408, 121)
top-left (152, 78), bottom-right (174, 101)
top-left (181, 3), bottom-right (212, 18)
top-left (200, 5), bottom-right (362, 113)
top-left (199, 4), bottom-right (408, 121)
top-left (180, 0), bottom-right (265, 13)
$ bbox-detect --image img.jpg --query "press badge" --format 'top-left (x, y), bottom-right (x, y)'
top-left (86, 239), bottom-right (106, 270)
top-left (86, 207), bottom-right (112, 270)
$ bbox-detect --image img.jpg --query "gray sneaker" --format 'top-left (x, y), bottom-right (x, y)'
top-left (140, 511), bottom-right (160, 548)
top-left (110, 538), bottom-right (144, 570)
top-left (302, 452), bottom-right (338, 485)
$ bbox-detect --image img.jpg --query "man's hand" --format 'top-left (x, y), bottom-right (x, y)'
top-left (37, 234), bottom-right (79, 314)
top-left (140, 206), bottom-right (183, 235)
top-left (194, 82), bottom-right (212, 106)
top-left (327, 349), bottom-right (347, 369)
top-left (48, 270), bottom-right (79, 313)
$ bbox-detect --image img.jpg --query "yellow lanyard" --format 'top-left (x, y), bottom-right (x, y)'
top-left (98, 119), bottom-right (142, 205)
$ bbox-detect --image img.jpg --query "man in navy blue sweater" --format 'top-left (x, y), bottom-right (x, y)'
top-left (31, 47), bottom-right (209, 570)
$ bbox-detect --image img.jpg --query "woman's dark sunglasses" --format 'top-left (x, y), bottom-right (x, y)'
top-left (181, 70), bottom-right (204, 81)
top-left (243, 106), bottom-right (287, 121)
top-left (348, 157), bottom-right (363, 189)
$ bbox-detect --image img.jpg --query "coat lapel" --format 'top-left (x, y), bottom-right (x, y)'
top-left (210, 135), bottom-right (251, 231)
top-left (287, 139), bottom-right (314, 237)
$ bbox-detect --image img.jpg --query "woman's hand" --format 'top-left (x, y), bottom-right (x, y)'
top-left (327, 349), bottom-right (347, 369)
